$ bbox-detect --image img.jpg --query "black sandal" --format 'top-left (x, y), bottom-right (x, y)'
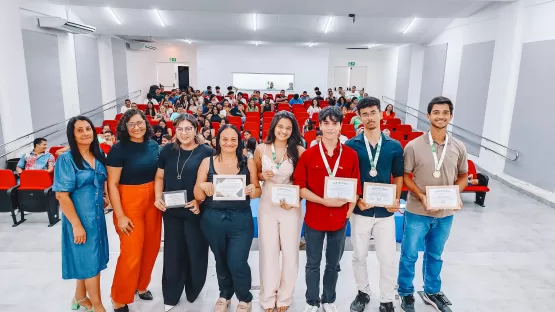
top-left (136, 290), bottom-right (153, 300)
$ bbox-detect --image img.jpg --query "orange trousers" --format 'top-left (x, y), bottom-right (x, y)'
top-left (111, 181), bottom-right (162, 304)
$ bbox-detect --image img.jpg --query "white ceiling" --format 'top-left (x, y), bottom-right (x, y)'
top-left (50, 0), bottom-right (513, 46)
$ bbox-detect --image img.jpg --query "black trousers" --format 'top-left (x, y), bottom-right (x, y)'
top-left (162, 209), bottom-right (209, 306)
top-left (200, 207), bottom-right (254, 302)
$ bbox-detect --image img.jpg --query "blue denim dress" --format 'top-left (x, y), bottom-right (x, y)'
top-left (53, 152), bottom-right (109, 280)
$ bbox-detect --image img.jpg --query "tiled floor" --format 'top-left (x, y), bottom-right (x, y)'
top-left (1, 179), bottom-right (555, 312)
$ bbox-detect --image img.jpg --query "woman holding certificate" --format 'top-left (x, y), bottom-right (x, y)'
top-left (107, 109), bottom-right (161, 312)
top-left (194, 124), bottom-right (262, 312)
top-left (254, 111), bottom-right (305, 312)
top-left (154, 114), bottom-right (213, 311)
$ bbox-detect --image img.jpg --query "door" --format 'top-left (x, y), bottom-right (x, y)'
top-left (333, 66), bottom-right (350, 90)
top-left (349, 66), bottom-right (367, 92)
top-left (157, 63), bottom-right (176, 88)
top-left (178, 66), bottom-right (190, 90)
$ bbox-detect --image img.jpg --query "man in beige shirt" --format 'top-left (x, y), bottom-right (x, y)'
top-left (397, 96), bottom-right (468, 312)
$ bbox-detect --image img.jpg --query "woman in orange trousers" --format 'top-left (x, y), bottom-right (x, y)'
top-left (106, 109), bottom-right (162, 312)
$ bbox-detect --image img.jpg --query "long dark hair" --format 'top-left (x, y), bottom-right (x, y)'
top-left (338, 96), bottom-right (347, 106)
top-left (311, 98), bottom-right (320, 108)
top-left (116, 109), bottom-right (154, 142)
top-left (214, 124), bottom-right (246, 170)
top-left (385, 104), bottom-right (394, 112)
top-left (264, 111), bottom-right (303, 178)
top-left (66, 116), bottom-right (106, 170)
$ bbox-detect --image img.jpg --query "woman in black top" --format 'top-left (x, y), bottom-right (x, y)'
top-left (106, 109), bottom-right (161, 312)
top-left (145, 102), bottom-right (157, 118)
top-left (158, 119), bottom-right (173, 137)
top-left (194, 125), bottom-right (261, 312)
top-left (154, 114), bottom-right (213, 311)
top-left (211, 107), bottom-right (222, 123)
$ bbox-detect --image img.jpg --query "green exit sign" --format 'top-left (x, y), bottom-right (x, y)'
top-left (170, 58), bottom-right (176, 62)
top-left (348, 62), bottom-right (356, 66)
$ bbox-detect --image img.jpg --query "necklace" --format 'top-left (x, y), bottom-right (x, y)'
top-left (176, 145), bottom-right (197, 180)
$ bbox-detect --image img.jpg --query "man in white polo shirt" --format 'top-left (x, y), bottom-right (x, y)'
top-left (398, 96), bottom-right (468, 312)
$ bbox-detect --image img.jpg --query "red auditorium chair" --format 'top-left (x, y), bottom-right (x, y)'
top-left (95, 127), bottom-right (103, 134)
top-left (304, 130), bottom-right (317, 145)
top-left (319, 101), bottom-right (329, 108)
top-left (115, 113), bottom-right (123, 121)
top-left (303, 101), bottom-right (312, 109)
top-left (400, 140), bottom-right (410, 148)
top-left (243, 130), bottom-right (260, 142)
top-left (0, 170), bottom-right (24, 227)
top-left (242, 93), bottom-right (249, 101)
top-left (17, 170), bottom-right (60, 227)
top-left (216, 95), bottom-right (223, 101)
top-left (341, 124), bottom-right (354, 134)
top-left (49, 146), bottom-right (65, 160)
top-left (344, 112), bottom-right (357, 123)
top-left (407, 132), bottom-right (424, 140)
top-left (287, 94), bottom-right (294, 100)
top-left (381, 124), bottom-right (396, 132)
top-left (396, 124), bottom-right (413, 133)
top-left (385, 118), bottom-right (401, 125)
top-left (102, 120), bottom-right (117, 132)
top-left (137, 104), bottom-right (147, 111)
top-left (246, 112), bottom-right (259, 119)
top-left (390, 132), bottom-right (406, 141)
top-left (277, 104), bottom-right (291, 111)
top-left (464, 160), bottom-right (490, 206)
top-left (344, 131), bottom-right (356, 139)
top-left (263, 112), bottom-right (275, 118)
top-left (266, 94), bottom-right (274, 100)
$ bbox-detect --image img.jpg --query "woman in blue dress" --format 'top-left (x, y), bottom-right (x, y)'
top-left (54, 116), bottom-right (110, 312)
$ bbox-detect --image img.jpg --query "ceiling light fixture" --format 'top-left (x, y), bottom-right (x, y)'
top-left (154, 9), bottom-right (166, 27)
top-left (182, 39), bottom-right (192, 44)
top-left (402, 17), bottom-right (417, 34)
top-left (308, 42), bottom-right (315, 47)
top-left (106, 7), bottom-right (121, 25)
top-left (366, 43), bottom-right (381, 48)
top-left (252, 13), bottom-right (257, 31)
top-left (254, 41), bottom-right (260, 46)
top-left (324, 16), bottom-right (333, 33)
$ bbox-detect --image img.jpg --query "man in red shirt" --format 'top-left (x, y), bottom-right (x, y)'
top-left (293, 106), bottom-right (362, 312)
top-left (99, 130), bottom-right (114, 154)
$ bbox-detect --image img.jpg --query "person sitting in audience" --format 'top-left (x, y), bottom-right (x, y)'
top-left (226, 91), bottom-right (236, 103)
top-left (214, 86), bottom-right (222, 96)
top-left (262, 99), bottom-right (274, 114)
top-left (309, 130), bottom-right (323, 148)
top-left (222, 102), bottom-right (232, 117)
top-left (342, 98), bottom-right (358, 115)
top-left (219, 118), bottom-right (229, 127)
top-left (262, 93), bottom-right (275, 104)
top-left (289, 94), bottom-right (304, 105)
top-left (121, 99), bottom-right (132, 114)
top-left (131, 103), bottom-right (138, 110)
top-left (245, 137), bottom-right (257, 159)
top-left (230, 102), bottom-right (246, 121)
top-left (250, 90), bottom-right (261, 104)
top-left (337, 96), bottom-right (347, 108)
top-left (383, 104), bottom-right (396, 119)
top-left (145, 93), bottom-right (158, 105)
top-left (170, 105), bottom-right (185, 121)
top-left (157, 105), bottom-right (169, 120)
top-left (326, 89), bottom-right (337, 106)
top-left (154, 87), bottom-right (165, 102)
top-left (202, 127), bottom-right (214, 142)
top-left (335, 87), bottom-right (344, 98)
top-left (247, 99), bottom-right (259, 112)
top-left (313, 87), bottom-right (320, 97)
top-left (300, 91), bottom-right (311, 102)
top-left (242, 130), bottom-right (252, 148)
top-left (275, 90), bottom-right (288, 103)
top-left (152, 126), bottom-right (163, 145)
top-left (16, 138), bottom-right (55, 174)
top-left (349, 112), bottom-right (363, 129)
top-left (56, 145), bottom-right (71, 157)
top-left (358, 90), bottom-right (365, 99)
top-left (204, 86), bottom-right (212, 96)
top-left (313, 91), bottom-right (324, 101)
top-left (100, 130), bottom-right (115, 154)
top-left (160, 134), bottom-right (172, 149)
top-left (211, 107), bottom-right (223, 123)
top-left (308, 98), bottom-right (321, 118)
top-left (468, 173), bottom-right (489, 206)
top-left (102, 124), bottom-right (112, 134)
top-left (348, 86), bottom-right (358, 100)
top-left (145, 102), bottom-right (157, 118)
top-left (303, 119), bottom-right (315, 134)
top-left (158, 119), bottom-right (173, 137)
top-left (210, 137), bottom-right (217, 149)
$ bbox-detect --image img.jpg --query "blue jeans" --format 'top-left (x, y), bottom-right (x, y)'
top-left (397, 211), bottom-right (453, 296)
top-left (305, 223), bottom-right (347, 307)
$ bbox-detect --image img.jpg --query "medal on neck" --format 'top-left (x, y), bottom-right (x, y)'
top-left (271, 143), bottom-right (285, 174)
top-left (363, 133), bottom-right (382, 178)
top-left (428, 131), bottom-right (449, 179)
top-left (318, 141), bottom-right (343, 177)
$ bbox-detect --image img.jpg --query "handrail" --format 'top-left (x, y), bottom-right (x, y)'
top-left (0, 90), bottom-right (141, 149)
top-left (382, 96), bottom-right (519, 161)
top-left (0, 90), bottom-right (141, 159)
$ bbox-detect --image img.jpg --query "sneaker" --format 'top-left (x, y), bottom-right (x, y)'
top-left (350, 291), bottom-right (370, 312)
top-left (323, 303), bottom-right (339, 312)
top-left (422, 293), bottom-right (451, 312)
top-left (399, 295), bottom-right (415, 312)
top-left (379, 302), bottom-right (395, 312)
top-left (214, 298), bottom-right (231, 312)
top-left (302, 304), bottom-right (319, 312)
top-left (236, 301), bottom-right (251, 312)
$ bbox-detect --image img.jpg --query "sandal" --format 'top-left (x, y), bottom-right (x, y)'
top-left (72, 297), bottom-right (93, 311)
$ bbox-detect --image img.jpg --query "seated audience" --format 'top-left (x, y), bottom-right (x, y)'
top-left (383, 104), bottom-right (396, 119)
top-left (100, 130), bottom-right (115, 154)
top-left (157, 105), bottom-right (169, 120)
top-left (121, 99), bottom-right (131, 114)
top-left (215, 86), bottom-right (222, 96)
top-left (335, 86), bottom-right (343, 98)
top-left (347, 86), bottom-right (358, 100)
top-left (131, 103), bottom-right (138, 110)
top-left (247, 100), bottom-right (259, 112)
top-left (289, 94), bottom-right (304, 105)
top-left (158, 119), bottom-right (173, 137)
top-left (303, 119), bottom-right (315, 134)
top-left (160, 134), bottom-right (172, 149)
top-left (230, 103), bottom-right (246, 121)
top-left (245, 137), bottom-right (257, 159)
top-left (210, 137), bottom-right (217, 149)
top-left (201, 127), bottom-right (213, 143)
top-left (350, 113), bottom-right (363, 129)
top-left (300, 91), bottom-right (311, 102)
top-left (337, 96), bottom-right (347, 107)
top-left (16, 138), bottom-right (55, 174)
top-left (326, 89), bottom-right (337, 106)
top-left (262, 99), bottom-right (273, 114)
top-left (152, 126), bottom-right (163, 145)
top-left (154, 87), bottom-right (165, 102)
top-left (307, 99), bottom-right (321, 118)
top-left (275, 90), bottom-right (288, 103)
top-left (204, 86), bottom-right (212, 96)
top-left (145, 93), bottom-right (158, 105)
top-left (468, 173), bottom-right (490, 206)
top-left (170, 106), bottom-right (185, 121)
top-left (309, 130), bottom-right (323, 147)
top-left (145, 102), bottom-right (157, 118)
top-left (211, 107), bottom-right (223, 123)
top-left (313, 91), bottom-right (324, 101)
top-left (242, 130), bottom-right (252, 148)
top-left (262, 93), bottom-right (275, 104)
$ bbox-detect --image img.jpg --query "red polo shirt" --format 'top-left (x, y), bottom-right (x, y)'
top-left (293, 141), bottom-right (362, 231)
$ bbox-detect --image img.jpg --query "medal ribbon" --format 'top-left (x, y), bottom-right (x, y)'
top-left (363, 134), bottom-right (382, 174)
top-left (318, 141), bottom-right (343, 177)
top-left (271, 143), bottom-right (286, 169)
top-left (428, 131), bottom-right (449, 174)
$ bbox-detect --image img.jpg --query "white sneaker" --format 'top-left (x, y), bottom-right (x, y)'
top-left (302, 304), bottom-right (319, 312)
top-left (322, 303), bottom-right (339, 312)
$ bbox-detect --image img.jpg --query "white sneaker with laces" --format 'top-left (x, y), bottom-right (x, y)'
top-left (322, 303), bottom-right (339, 312)
top-left (302, 304), bottom-right (319, 312)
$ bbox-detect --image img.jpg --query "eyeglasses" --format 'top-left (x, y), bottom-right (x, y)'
top-left (175, 126), bottom-right (195, 133)
top-left (126, 121), bottom-right (146, 129)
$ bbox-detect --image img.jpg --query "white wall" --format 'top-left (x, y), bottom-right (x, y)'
top-left (127, 43), bottom-right (198, 99)
top-left (98, 35), bottom-right (117, 119)
top-left (197, 45), bottom-right (328, 96)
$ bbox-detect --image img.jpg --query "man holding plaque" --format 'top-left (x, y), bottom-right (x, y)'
top-left (293, 106), bottom-right (361, 312)
top-left (398, 96), bottom-right (468, 312)
top-left (346, 97), bottom-right (403, 312)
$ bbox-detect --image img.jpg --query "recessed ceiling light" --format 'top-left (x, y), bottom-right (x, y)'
top-left (254, 41), bottom-right (260, 46)
top-left (106, 7), bottom-right (121, 25)
top-left (252, 13), bottom-right (257, 31)
top-left (154, 9), bottom-right (166, 27)
top-left (182, 39), bottom-right (192, 44)
top-left (402, 17), bottom-right (417, 34)
top-left (366, 44), bottom-right (381, 48)
top-left (308, 42), bottom-right (315, 47)
top-left (324, 16), bottom-right (333, 33)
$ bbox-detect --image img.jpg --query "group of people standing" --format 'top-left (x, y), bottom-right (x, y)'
top-left (54, 95), bottom-right (467, 312)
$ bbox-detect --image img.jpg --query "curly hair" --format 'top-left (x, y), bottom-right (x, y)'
top-left (115, 109), bottom-right (153, 142)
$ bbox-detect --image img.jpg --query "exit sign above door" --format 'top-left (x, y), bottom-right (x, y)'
top-left (348, 62), bottom-right (355, 66)
top-left (170, 58), bottom-right (177, 62)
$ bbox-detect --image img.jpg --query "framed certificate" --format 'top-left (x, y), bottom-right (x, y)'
top-left (271, 184), bottom-right (300, 206)
top-left (363, 183), bottom-right (396, 207)
top-left (163, 190), bottom-right (187, 208)
top-left (213, 175), bottom-right (247, 201)
top-left (324, 177), bottom-right (358, 203)
top-left (426, 185), bottom-right (461, 210)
